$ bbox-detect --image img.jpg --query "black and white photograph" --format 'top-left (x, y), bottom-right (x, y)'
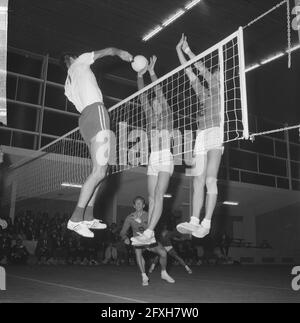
top-left (0, 0), bottom-right (300, 307)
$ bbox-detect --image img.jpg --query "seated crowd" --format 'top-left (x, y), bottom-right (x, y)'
top-left (0, 210), bottom-right (233, 266)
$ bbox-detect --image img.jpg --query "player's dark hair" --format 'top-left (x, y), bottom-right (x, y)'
top-left (133, 196), bottom-right (145, 205)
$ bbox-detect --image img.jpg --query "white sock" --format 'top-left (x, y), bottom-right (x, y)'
top-left (190, 217), bottom-right (200, 225)
top-left (201, 219), bottom-right (211, 229)
top-left (142, 273), bottom-right (148, 280)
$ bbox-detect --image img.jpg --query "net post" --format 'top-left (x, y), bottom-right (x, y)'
top-left (218, 46), bottom-right (225, 144)
top-left (0, 0), bottom-right (8, 125)
top-left (284, 123), bottom-right (293, 190)
top-left (295, 0), bottom-right (300, 43)
top-left (237, 26), bottom-right (249, 140)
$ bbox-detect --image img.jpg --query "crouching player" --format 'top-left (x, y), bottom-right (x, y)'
top-left (120, 196), bottom-right (175, 286)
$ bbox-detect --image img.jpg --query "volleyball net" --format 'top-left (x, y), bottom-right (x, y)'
top-left (2, 27), bottom-right (249, 204)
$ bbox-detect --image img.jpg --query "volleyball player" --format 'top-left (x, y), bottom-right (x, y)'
top-left (149, 224), bottom-right (192, 275)
top-left (176, 35), bottom-right (223, 239)
top-left (120, 196), bottom-right (175, 286)
top-left (61, 48), bottom-right (133, 238)
top-left (131, 56), bottom-right (174, 246)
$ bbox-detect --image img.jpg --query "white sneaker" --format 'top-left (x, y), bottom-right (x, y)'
top-left (131, 230), bottom-right (156, 245)
top-left (67, 220), bottom-right (94, 238)
top-left (192, 225), bottom-right (210, 239)
top-left (185, 266), bottom-right (193, 274)
top-left (161, 271), bottom-right (175, 284)
top-left (176, 222), bottom-right (200, 234)
top-left (84, 219), bottom-right (107, 230)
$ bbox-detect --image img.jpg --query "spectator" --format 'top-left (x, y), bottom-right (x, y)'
top-left (0, 230), bottom-right (12, 265)
top-left (10, 239), bottom-right (29, 265)
top-left (102, 223), bottom-right (119, 265)
top-left (219, 233), bottom-right (232, 259)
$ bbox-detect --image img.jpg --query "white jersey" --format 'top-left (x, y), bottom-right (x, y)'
top-left (64, 52), bottom-right (103, 113)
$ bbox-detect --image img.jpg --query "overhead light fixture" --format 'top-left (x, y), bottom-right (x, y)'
top-left (143, 26), bottom-right (163, 42)
top-left (261, 52), bottom-right (284, 65)
top-left (61, 183), bottom-right (82, 189)
top-left (162, 9), bottom-right (185, 27)
top-left (223, 201), bottom-right (239, 206)
top-left (287, 44), bottom-right (300, 53)
top-left (185, 0), bottom-right (202, 10)
top-left (142, 0), bottom-right (202, 42)
top-left (164, 194), bottom-right (173, 198)
top-left (245, 64), bottom-right (260, 73)
top-left (246, 44), bottom-right (300, 73)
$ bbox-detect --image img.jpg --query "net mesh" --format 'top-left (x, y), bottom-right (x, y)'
top-left (3, 28), bottom-right (248, 204)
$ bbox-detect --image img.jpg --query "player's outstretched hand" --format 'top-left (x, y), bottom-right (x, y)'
top-left (182, 35), bottom-right (190, 53)
top-left (176, 33), bottom-right (185, 49)
top-left (137, 65), bottom-right (148, 77)
top-left (148, 55), bottom-right (157, 74)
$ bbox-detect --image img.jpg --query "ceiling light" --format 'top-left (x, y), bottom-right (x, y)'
top-left (245, 64), bottom-right (260, 73)
top-left (223, 201), bottom-right (239, 206)
top-left (143, 26), bottom-right (163, 42)
top-left (162, 10), bottom-right (185, 27)
top-left (261, 52), bottom-right (284, 65)
top-left (142, 1), bottom-right (202, 42)
top-left (61, 183), bottom-right (82, 189)
top-left (185, 0), bottom-right (202, 10)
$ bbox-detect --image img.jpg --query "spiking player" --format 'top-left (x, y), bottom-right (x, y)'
top-left (61, 48), bottom-right (133, 238)
top-left (131, 56), bottom-right (174, 246)
top-left (176, 34), bottom-right (223, 239)
top-left (120, 196), bottom-right (175, 286)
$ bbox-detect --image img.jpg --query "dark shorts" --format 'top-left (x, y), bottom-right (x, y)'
top-left (134, 243), bottom-right (158, 250)
top-left (79, 102), bottom-right (110, 145)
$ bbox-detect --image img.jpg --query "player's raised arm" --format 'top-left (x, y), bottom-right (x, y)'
top-left (94, 48), bottom-right (133, 62)
top-left (137, 65), bottom-right (152, 118)
top-left (181, 35), bottom-right (212, 86)
top-left (148, 55), bottom-right (169, 110)
top-left (176, 35), bottom-right (206, 99)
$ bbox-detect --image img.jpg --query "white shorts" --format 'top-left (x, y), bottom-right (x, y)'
top-left (187, 127), bottom-right (224, 177)
top-left (147, 150), bottom-right (174, 177)
top-left (194, 126), bottom-right (223, 155)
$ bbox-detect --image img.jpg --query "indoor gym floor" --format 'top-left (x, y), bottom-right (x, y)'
top-left (0, 265), bottom-right (299, 303)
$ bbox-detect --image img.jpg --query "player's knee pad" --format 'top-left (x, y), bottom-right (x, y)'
top-left (206, 177), bottom-right (218, 195)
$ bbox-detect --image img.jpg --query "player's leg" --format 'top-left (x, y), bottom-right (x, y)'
top-left (134, 248), bottom-right (149, 286)
top-left (148, 171), bottom-right (170, 230)
top-left (149, 255), bottom-right (159, 274)
top-left (168, 247), bottom-right (192, 274)
top-left (142, 172), bottom-right (170, 240)
top-left (147, 175), bottom-right (158, 225)
top-left (68, 132), bottom-right (109, 236)
top-left (149, 244), bottom-right (175, 283)
top-left (192, 149), bottom-right (222, 238)
top-left (177, 154), bottom-right (207, 234)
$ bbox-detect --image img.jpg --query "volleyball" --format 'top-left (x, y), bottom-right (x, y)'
top-left (131, 55), bottom-right (148, 72)
top-left (0, 219), bottom-right (8, 230)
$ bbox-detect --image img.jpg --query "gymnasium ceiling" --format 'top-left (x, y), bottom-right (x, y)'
top-left (7, 0), bottom-right (300, 124)
top-left (8, 0), bottom-right (290, 74)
